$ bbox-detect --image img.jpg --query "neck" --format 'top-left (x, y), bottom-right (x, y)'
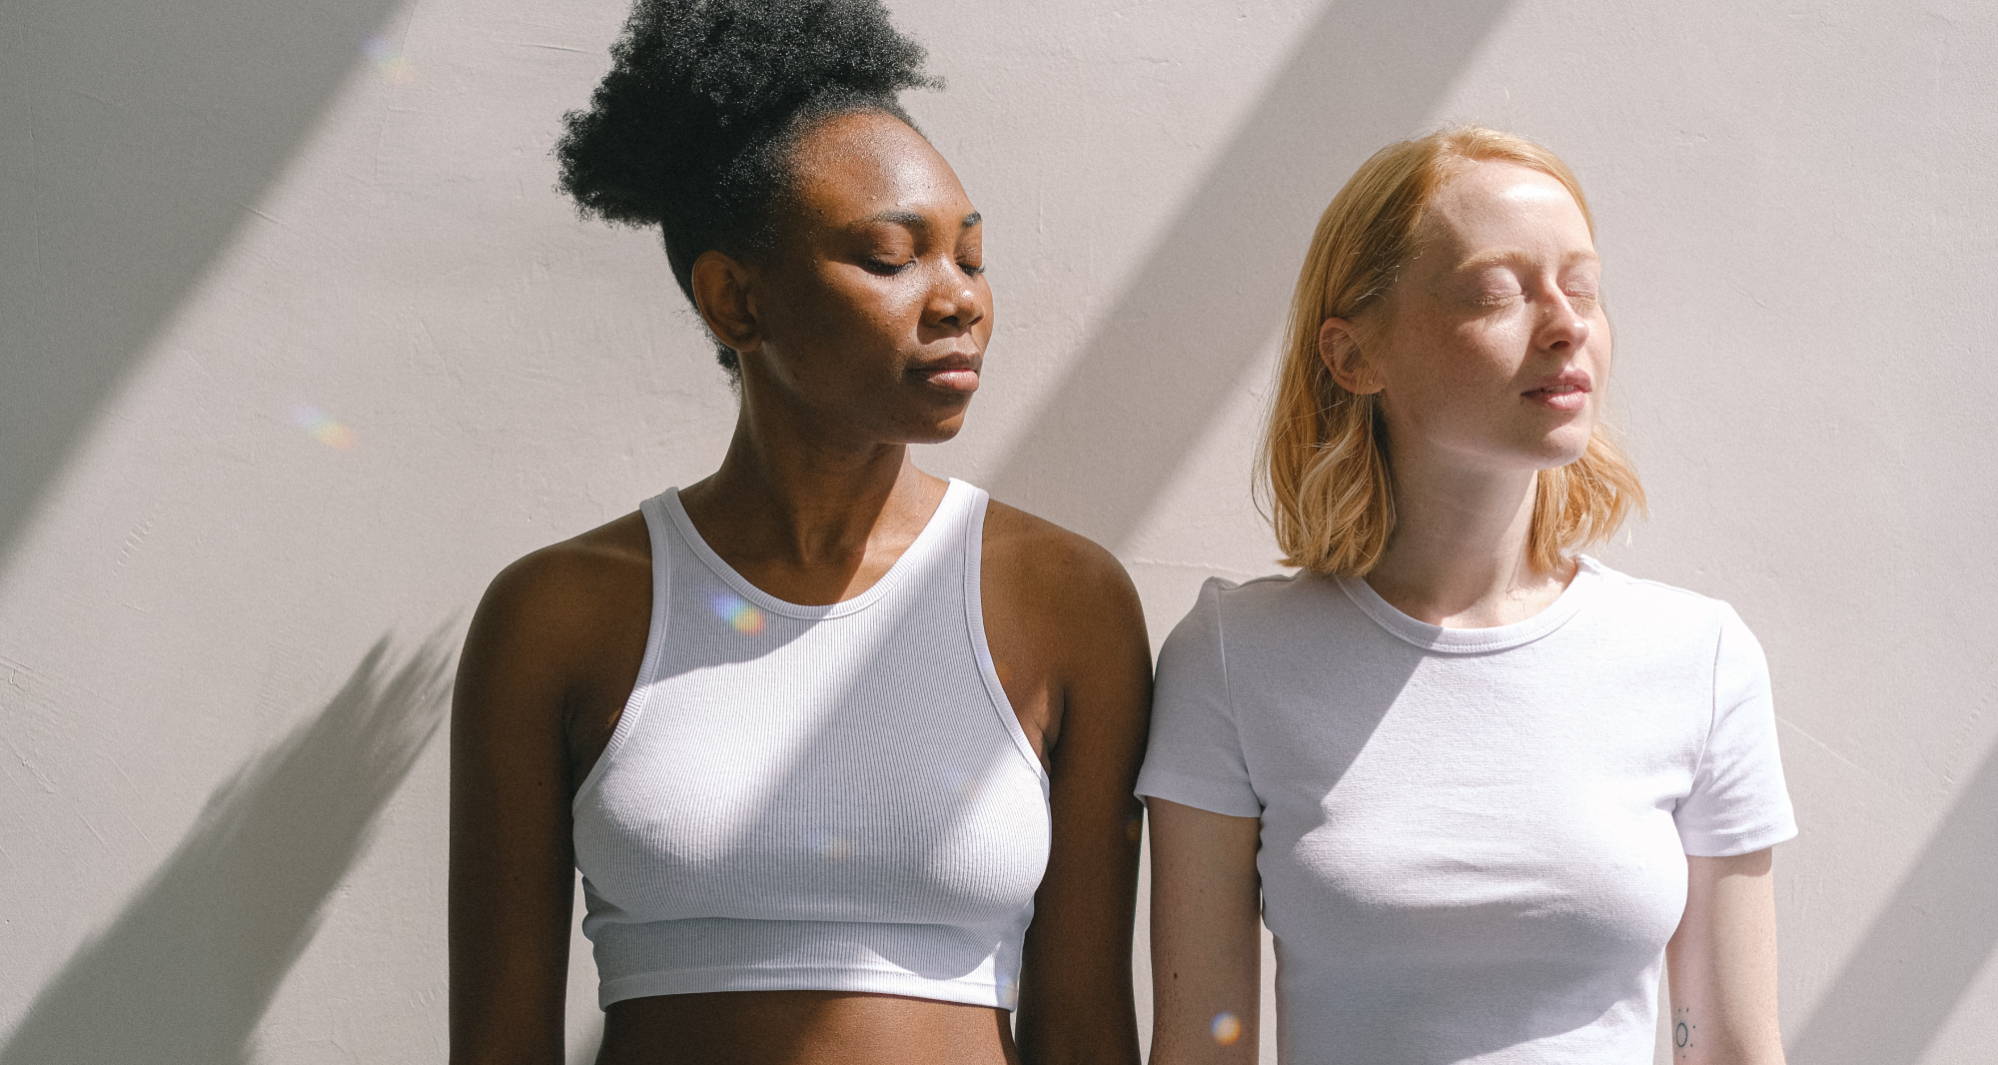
top-left (681, 395), bottom-right (938, 567)
top-left (1363, 447), bottom-right (1571, 626)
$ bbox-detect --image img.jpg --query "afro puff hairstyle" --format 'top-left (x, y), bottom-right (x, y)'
top-left (557, 0), bottom-right (941, 373)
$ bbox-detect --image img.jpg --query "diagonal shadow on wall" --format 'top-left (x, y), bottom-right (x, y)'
top-left (0, 636), bottom-right (452, 1065)
top-left (1786, 741), bottom-right (1998, 1065)
top-left (986, 0), bottom-right (1515, 549)
top-left (0, 0), bottom-right (412, 561)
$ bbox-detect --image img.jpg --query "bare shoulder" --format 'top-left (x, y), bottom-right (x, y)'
top-left (980, 497), bottom-right (1150, 708)
top-left (475, 514), bottom-right (646, 644)
top-left (460, 511), bottom-right (652, 731)
top-left (981, 499), bottom-right (1144, 631)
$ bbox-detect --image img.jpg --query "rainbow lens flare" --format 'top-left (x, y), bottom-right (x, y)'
top-left (1211, 1011), bottom-right (1242, 1046)
top-left (710, 593), bottom-right (767, 635)
top-left (362, 35), bottom-right (414, 85)
top-left (995, 968), bottom-right (1019, 1011)
top-left (291, 405), bottom-right (355, 450)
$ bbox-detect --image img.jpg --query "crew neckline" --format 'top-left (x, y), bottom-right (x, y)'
top-left (660, 478), bottom-right (969, 620)
top-left (1335, 555), bottom-right (1604, 653)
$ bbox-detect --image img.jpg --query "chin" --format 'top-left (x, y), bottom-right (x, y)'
top-left (1534, 429), bottom-right (1595, 468)
top-left (899, 414), bottom-right (968, 445)
top-left (901, 392), bottom-right (975, 441)
top-left (1497, 422), bottom-right (1591, 469)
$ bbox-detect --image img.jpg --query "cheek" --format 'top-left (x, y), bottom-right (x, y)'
top-left (836, 278), bottom-right (934, 355)
top-left (1413, 319), bottom-right (1520, 398)
top-left (771, 272), bottom-right (921, 366)
top-left (1382, 323), bottom-right (1529, 443)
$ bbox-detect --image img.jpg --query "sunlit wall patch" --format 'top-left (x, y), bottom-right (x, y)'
top-left (709, 593), bottom-right (767, 635)
top-left (291, 404), bottom-right (356, 450)
top-left (1211, 1011), bottom-right (1243, 1046)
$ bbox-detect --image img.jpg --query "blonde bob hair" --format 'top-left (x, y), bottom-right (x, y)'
top-left (1258, 126), bottom-right (1645, 577)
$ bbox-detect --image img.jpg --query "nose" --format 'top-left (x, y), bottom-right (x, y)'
top-left (1539, 293), bottom-right (1591, 352)
top-left (926, 264), bottom-right (985, 332)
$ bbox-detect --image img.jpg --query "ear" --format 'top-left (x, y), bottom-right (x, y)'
top-left (1317, 316), bottom-right (1382, 395)
top-left (690, 250), bottom-right (760, 356)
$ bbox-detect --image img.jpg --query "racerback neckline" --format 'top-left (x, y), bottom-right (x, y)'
top-left (658, 478), bottom-right (971, 621)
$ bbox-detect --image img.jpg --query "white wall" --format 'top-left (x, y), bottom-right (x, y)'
top-left (3, 1), bottom-right (1993, 1062)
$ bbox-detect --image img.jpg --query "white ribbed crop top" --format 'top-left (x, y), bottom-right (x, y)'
top-left (571, 478), bottom-right (1052, 1011)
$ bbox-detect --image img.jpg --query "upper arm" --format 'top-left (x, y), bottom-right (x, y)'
top-left (1138, 580), bottom-right (1261, 1062)
top-left (1146, 797), bottom-right (1261, 1065)
top-left (1012, 535), bottom-right (1152, 1065)
top-left (1664, 604), bottom-right (1794, 1063)
top-left (1665, 848), bottom-right (1786, 1065)
top-left (1677, 604), bottom-right (1796, 856)
top-left (449, 553), bottom-right (589, 1064)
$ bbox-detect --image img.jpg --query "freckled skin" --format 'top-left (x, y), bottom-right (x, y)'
top-left (451, 110), bottom-right (1149, 1065)
top-left (1364, 160), bottom-right (1609, 475)
top-left (1313, 159), bottom-right (1611, 624)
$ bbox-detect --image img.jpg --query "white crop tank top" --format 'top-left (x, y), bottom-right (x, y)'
top-left (571, 478), bottom-right (1052, 1011)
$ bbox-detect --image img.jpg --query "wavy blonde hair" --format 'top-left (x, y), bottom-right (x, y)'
top-left (1257, 126), bottom-right (1645, 576)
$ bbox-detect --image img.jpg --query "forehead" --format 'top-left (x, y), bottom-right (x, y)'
top-left (784, 110), bottom-right (971, 226)
top-left (1418, 159), bottom-right (1592, 261)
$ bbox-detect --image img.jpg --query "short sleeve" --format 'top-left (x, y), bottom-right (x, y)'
top-left (1134, 578), bottom-right (1262, 817)
top-left (1675, 602), bottom-right (1799, 856)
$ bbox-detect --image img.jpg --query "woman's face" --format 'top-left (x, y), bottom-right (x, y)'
top-left (740, 109), bottom-right (992, 445)
top-left (1356, 159), bottom-right (1607, 474)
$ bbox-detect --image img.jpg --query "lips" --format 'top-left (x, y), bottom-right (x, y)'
top-left (910, 353), bottom-right (982, 394)
top-left (1522, 369), bottom-right (1593, 398)
top-left (1522, 369), bottom-right (1591, 412)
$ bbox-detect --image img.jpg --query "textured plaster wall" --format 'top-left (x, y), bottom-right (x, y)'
top-left (2, 1), bottom-right (1994, 1062)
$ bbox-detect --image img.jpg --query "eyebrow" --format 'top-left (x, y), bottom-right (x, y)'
top-left (1453, 249), bottom-right (1599, 272)
top-left (855, 209), bottom-right (983, 232)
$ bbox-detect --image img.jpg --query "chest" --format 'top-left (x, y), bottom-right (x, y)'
top-left (576, 642), bottom-right (1051, 927)
top-left (564, 546), bottom-right (1062, 794)
top-left (1241, 652), bottom-right (1708, 964)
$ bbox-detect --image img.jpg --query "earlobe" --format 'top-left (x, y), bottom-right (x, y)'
top-left (1317, 316), bottom-right (1380, 395)
top-left (690, 250), bottom-right (759, 356)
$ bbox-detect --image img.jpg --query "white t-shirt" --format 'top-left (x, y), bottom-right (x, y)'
top-left (1135, 556), bottom-right (1797, 1065)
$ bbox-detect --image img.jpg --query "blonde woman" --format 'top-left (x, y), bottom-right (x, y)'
top-left (1137, 128), bottom-right (1796, 1065)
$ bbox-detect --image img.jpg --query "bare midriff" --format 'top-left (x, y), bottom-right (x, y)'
top-left (594, 990), bottom-right (1020, 1065)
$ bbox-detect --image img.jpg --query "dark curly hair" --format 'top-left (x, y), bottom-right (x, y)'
top-left (556, 0), bottom-right (941, 374)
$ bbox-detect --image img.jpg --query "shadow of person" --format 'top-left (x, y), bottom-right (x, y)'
top-left (0, 634), bottom-right (452, 1065)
